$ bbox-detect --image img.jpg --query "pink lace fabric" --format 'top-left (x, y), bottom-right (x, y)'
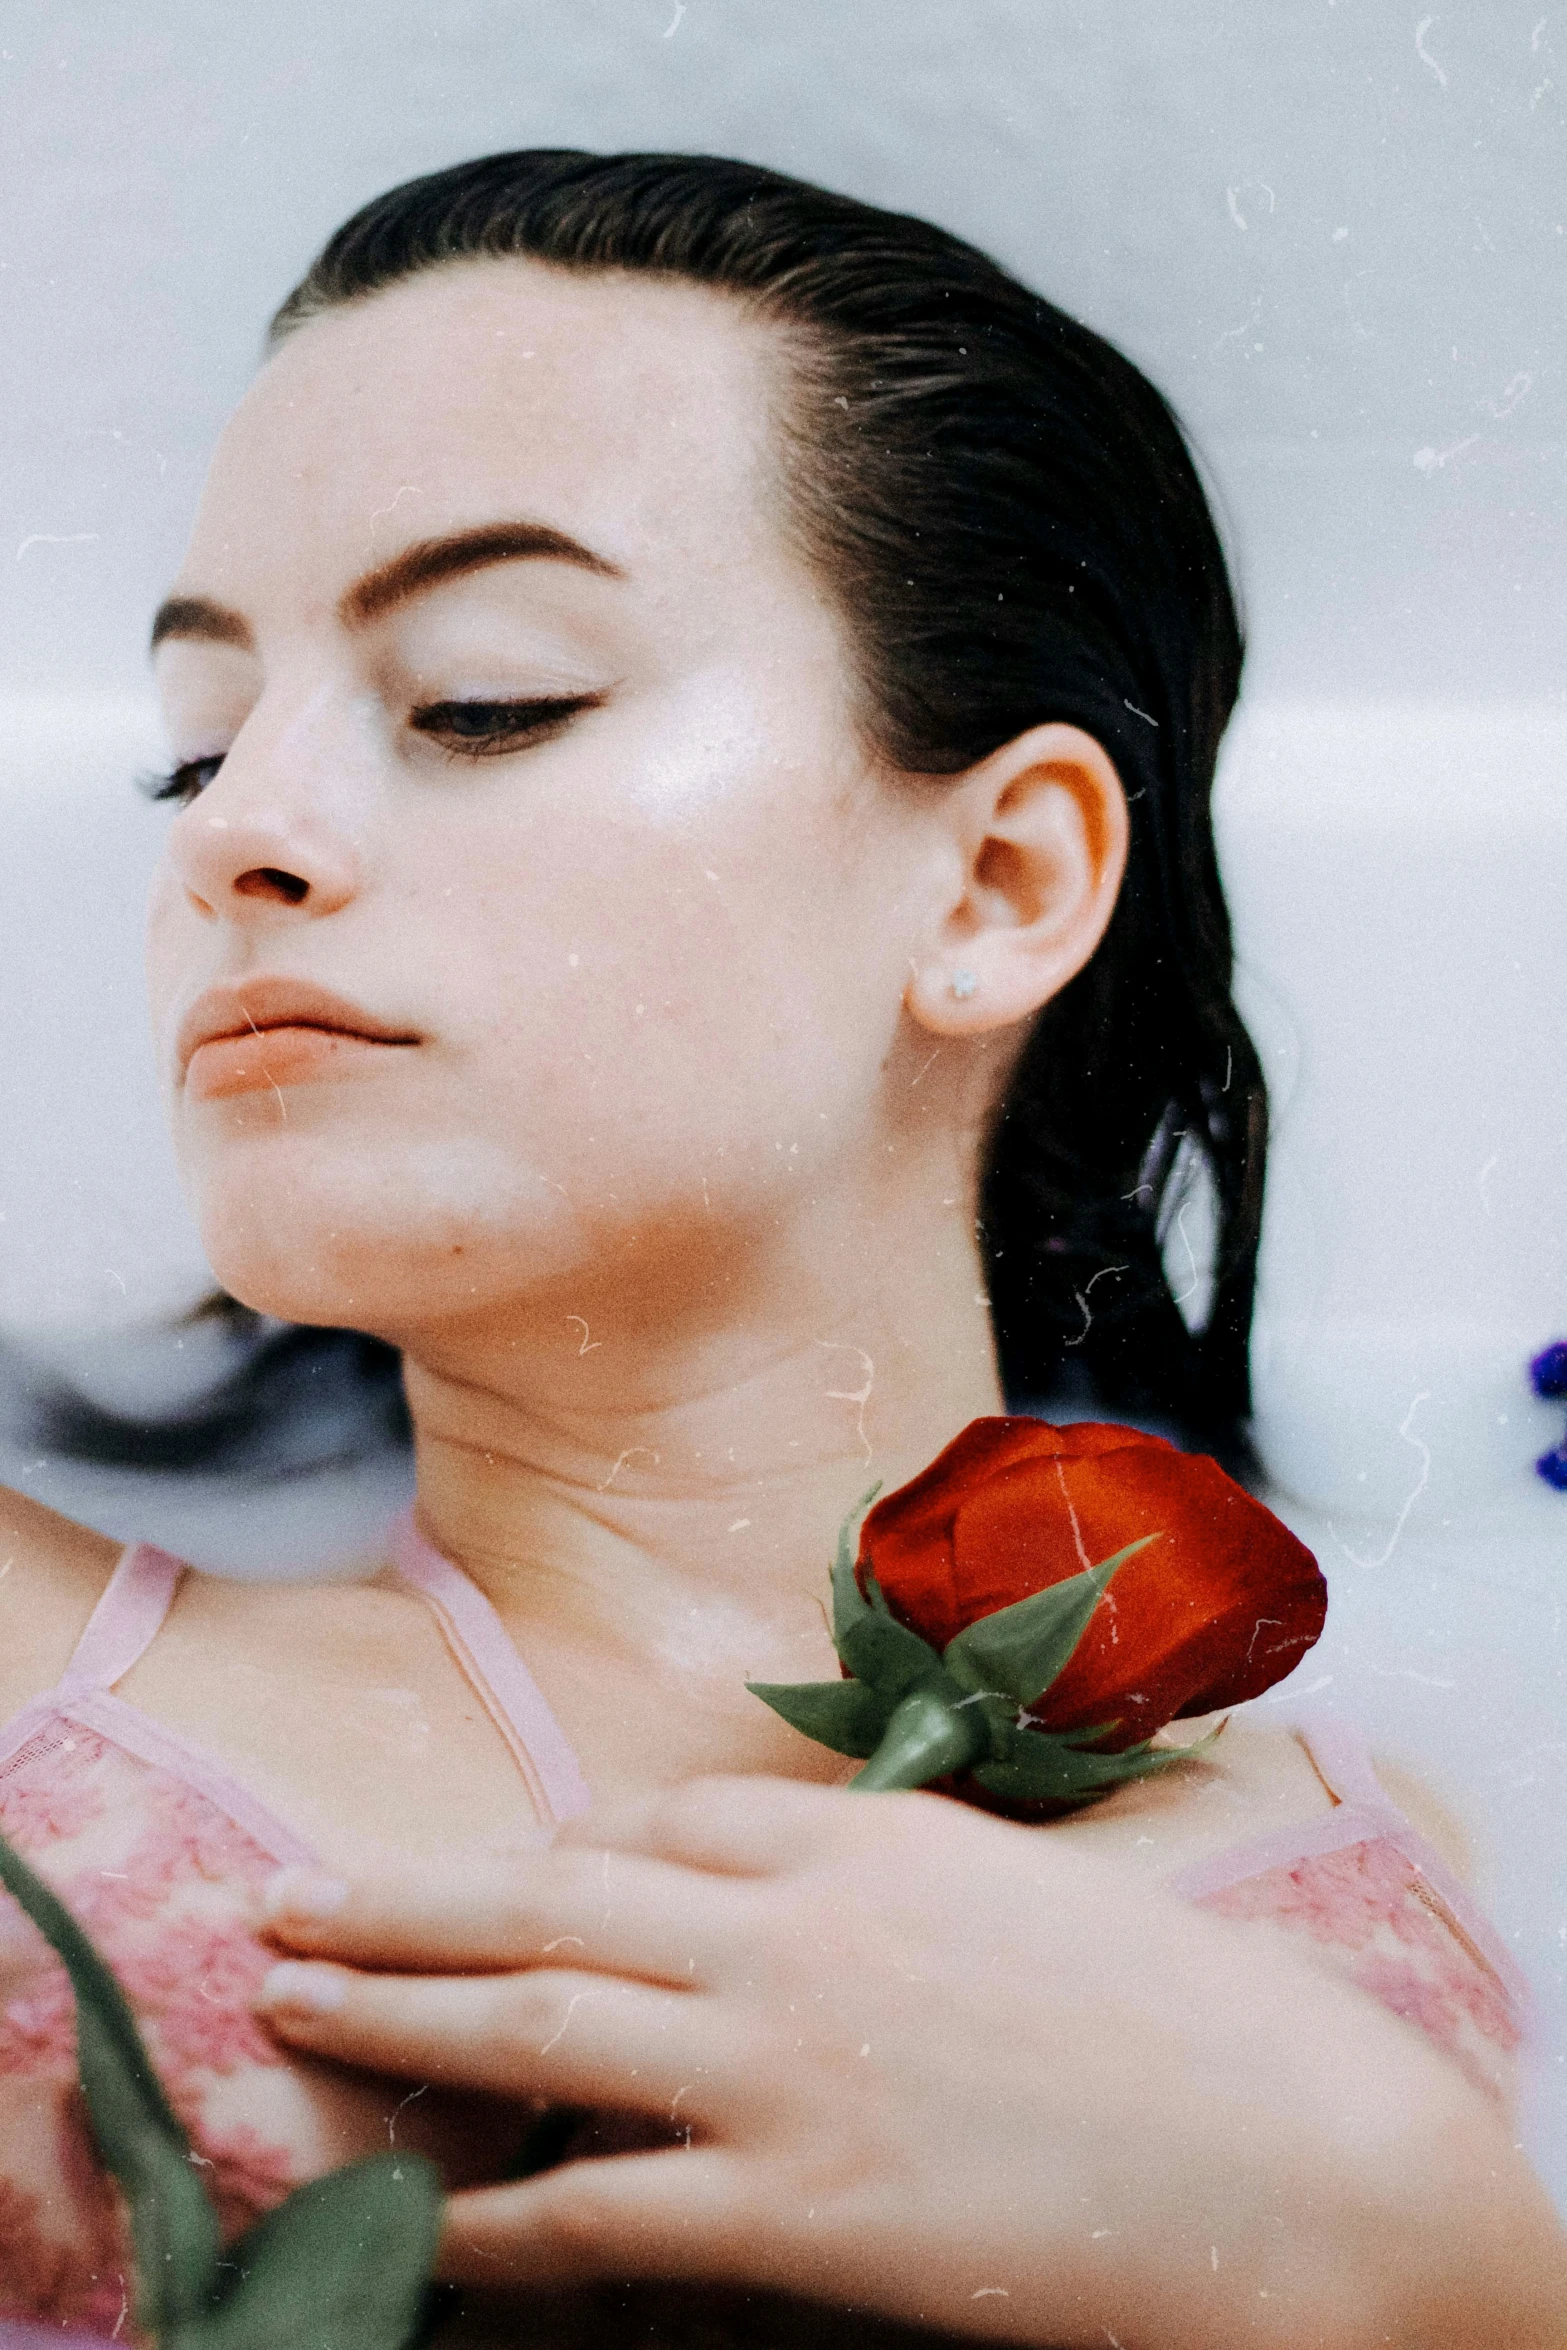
top-left (0, 1518), bottom-right (589, 2342)
top-left (0, 1724), bottom-right (296, 2336)
top-left (1170, 1709), bottom-right (1531, 2109)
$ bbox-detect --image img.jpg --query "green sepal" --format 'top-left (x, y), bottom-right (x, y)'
top-left (183, 2153), bottom-right (444, 2350)
top-left (746, 1674), bottom-right (898, 1758)
top-left (973, 1736), bottom-right (1164, 1807)
top-left (829, 1482), bottom-right (883, 1652)
top-left (942, 1535), bottom-right (1161, 1707)
top-left (0, 1822), bottom-right (222, 2337)
top-left (826, 1495), bottom-right (944, 1701)
top-left (971, 1715), bottom-right (1228, 1807)
top-left (837, 1582), bottom-right (949, 1702)
top-left (1138, 1718), bottom-right (1229, 1771)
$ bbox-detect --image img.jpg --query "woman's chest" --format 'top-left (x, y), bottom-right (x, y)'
top-left (0, 1719), bottom-right (526, 2333)
top-left (111, 1574), bottom-right (553, 1867)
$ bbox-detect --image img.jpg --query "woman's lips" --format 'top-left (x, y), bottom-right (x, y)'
top-left (176, 979), bottom-right (420, 1099)
top-left (184, 1025), bottom-right (413, 1101)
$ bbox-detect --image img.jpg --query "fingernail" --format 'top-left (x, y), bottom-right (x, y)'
top-left (256, 1960), bottom-right (347, 2016)
top-left (262, 1868), bottom-right (349, 1926)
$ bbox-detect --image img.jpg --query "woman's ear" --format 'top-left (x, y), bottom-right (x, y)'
top-left (904, 722), bottom-right (1130, 1037)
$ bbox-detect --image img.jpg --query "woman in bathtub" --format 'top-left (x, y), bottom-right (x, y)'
top-left (1, 151), bottom-right (1561, 2347)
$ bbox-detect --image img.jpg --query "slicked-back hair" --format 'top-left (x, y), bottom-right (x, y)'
top-left (272, 149), bottom-right (1265, 1446)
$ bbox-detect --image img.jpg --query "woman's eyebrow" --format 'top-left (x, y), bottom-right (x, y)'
top-left (149, 596), bottom-right (254, 655)
top-left (148, 520), bottom-right (624, 655)
top-left (339, 521), bottom-right (624, 625)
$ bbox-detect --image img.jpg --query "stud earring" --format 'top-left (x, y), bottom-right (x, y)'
top-left (950, 968), bottom-right (979, 1000)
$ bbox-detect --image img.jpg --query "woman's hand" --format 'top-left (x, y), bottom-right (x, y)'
top-left (254, 1776), bottom-right (1566, 2350)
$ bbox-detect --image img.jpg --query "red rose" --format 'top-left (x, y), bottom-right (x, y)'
top-left (858, 1416), bottom-right (1326, 1748)
top-left (749, 1416), bottom-right (1326, 1813)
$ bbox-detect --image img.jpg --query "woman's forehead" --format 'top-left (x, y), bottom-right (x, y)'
top-left (184, 260), bottom-right (787, 610)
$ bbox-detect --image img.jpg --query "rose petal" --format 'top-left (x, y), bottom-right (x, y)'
top-left (859, 1418), bottom-right (1325, 1754)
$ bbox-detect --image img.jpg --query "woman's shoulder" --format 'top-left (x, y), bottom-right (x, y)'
top-left (1049, 1706), bottom-right (1473, 1887)
top-left (1208, 1710), bottom-right (1473, 1881)
top-left (0, 1484), bottom-right (124, 1723)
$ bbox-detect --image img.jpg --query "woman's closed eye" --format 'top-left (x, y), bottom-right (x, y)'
top-left (409, 693), bottom-right (606, 759)
top-left (139, 695), bottom-right (605, 808)
top-left (140, 754), bottom-right (226, 807)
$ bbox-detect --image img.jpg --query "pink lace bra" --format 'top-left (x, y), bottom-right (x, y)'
top-left (0, 1516), bottom-right (1532, 2338)
top-left (0, 1514), bottom-right (586, 2338)
top-left (1170, 1709), bottom-right (1529, 2110)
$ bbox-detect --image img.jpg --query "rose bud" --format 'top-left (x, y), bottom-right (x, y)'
top-left (750, 1416), bottom-right (1326, 1815)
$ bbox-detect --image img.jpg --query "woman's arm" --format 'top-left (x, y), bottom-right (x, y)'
top-left (254, 1776), bottom-right (1567, 2350)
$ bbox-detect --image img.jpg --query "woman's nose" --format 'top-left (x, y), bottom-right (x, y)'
top-left (169, 733), bottom-right (361, 921)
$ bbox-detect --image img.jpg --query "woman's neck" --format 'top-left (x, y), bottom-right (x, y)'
top-left (396, 1165), bottom-right (1002, 1685)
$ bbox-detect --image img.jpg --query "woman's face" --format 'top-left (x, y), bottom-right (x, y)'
top-left (146, 262), bottom-right (943, 1345)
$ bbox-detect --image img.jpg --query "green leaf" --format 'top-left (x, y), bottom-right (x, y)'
top-left (0, 1828), bottom-right (447, 2350)
top-left (0, 1823), bottom-right (222, 2336)
top-left (183, 2153), bottom-right (444, 2350)
top-left (746, 1675), bottom-right (897, 1758)
top-left (942, 1535), bottom-right (1162, 1707)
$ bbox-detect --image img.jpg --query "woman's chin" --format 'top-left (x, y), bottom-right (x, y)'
top-left (201, 1252), bottom-right (396, 1337)
top-left (190, 1192), bottom-right (418, 1335)
top-left (191, 1196), bottom-right (559, 1341)
top-left (182, 1137), bottom-right (737, 1342)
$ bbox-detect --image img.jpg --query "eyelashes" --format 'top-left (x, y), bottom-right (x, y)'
top-left (138, 754), bottom-right (226, 808)
top-left (137, 695), bottom-right (606, 807)
top-left (408, 693), bottom-right (605, 757)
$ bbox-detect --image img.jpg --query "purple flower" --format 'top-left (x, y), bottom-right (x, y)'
top-left (1530, 1341), bottom-right (1567, 1402)
top-left (1536, 1442), bottom-right (1567, 1493)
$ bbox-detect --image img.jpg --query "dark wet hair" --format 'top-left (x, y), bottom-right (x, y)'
top-left (75, 149), bottom-right (1261, 1486)
top-left (16, 1309), bottom-right (409, 1479)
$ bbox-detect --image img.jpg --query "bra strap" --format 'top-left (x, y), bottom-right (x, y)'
top-left (1172, 1702), bottom-right (1533, 2013)
top-left (389, 1511), bottom-right (591, 1828)
top-left (57, 1543), bottom-right (185, 1701)
top-left (1288, 1707), bottom-right (1405, 1817)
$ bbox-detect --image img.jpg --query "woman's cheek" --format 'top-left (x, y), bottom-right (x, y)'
top-left (143, 870), bottom-right (190, 1071)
